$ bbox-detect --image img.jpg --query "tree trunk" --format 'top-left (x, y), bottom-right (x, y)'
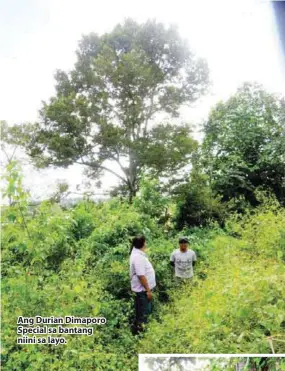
top-left (128, 187), bottom-right (136, 204)
top-left (128, 146), bottom-right (137, 204)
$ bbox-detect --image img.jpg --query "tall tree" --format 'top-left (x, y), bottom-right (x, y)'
top-left (202, 82), bottom-right (285, 207)
top-left (5, 19), bottom-right (209, 202)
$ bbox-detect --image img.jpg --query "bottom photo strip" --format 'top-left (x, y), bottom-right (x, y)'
top-left (139, 355), bottom-right (285, 371)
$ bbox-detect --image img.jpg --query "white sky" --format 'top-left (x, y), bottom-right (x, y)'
top-left (1, 0), bottom-right (284, 200)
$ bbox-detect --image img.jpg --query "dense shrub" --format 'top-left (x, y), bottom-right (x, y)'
top-left (2, 164), bottom-right (285, 369)
top-left (139, 206), bottom-right (285, 354)
top-left (174, 171), bottom-right (226, 229)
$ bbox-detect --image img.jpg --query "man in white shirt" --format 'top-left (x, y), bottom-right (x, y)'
top-left (129, 235), bottom-right (156, 334)
top-left (170, 237), bottom-right (197, 280)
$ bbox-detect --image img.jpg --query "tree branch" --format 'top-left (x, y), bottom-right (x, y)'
top-left (110, 152), bottom-right (129, 177)
top-left (143, 90), bottom-right (158, 136)
top-left (2, 145), bottom-right (18, 163)
top-left (76, 160), bottom-right (128, 184)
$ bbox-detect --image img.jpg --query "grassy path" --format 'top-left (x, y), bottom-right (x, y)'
top-left (139, 234), bottom-right (285, 354)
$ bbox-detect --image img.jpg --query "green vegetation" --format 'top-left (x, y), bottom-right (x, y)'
top-left (210, 357), bottom-right (285, 371)
top-left (140, 202), bottom-right (285, 354)
top-left (202, 83), bottom-right (285, 208)
top-left (1, 17), bottom-right (285, 371)
top-left (1, 167), bottom-right (177, 370)
top-left (2, 19), bottom-right (209, 202)
top-left (2, 162), bottom-right (285, 370)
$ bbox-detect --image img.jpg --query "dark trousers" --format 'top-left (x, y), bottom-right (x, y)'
top-left (133, 291), bottom-right (152, 335)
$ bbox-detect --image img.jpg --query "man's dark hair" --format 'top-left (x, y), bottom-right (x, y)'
top-left (129, 235), bottom-right (146, 255)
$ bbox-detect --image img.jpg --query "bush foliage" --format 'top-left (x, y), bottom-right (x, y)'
top-left (1, 163), bottom-right (285, 370)
top-left (140, 205), bottom-right (285, 354)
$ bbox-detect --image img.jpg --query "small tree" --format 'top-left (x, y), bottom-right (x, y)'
top-left (203, 82), bottom-right (285, 207)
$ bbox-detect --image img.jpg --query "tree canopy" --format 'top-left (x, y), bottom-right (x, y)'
top-left (202, 82), bottom-right (285, 206)
top-left (7, 19), bottom-right (209, 201)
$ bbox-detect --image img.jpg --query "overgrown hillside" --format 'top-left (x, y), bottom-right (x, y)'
top-left (140, 203), bottom-right (285, 354)
top-left (2, 167), bottom-right (285, 370)
top-left (1, 14), bottom-right (285, 371)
